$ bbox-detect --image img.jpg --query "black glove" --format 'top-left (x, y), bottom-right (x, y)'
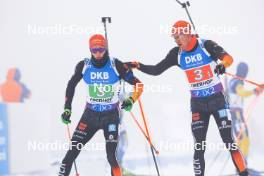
top-left (121, 97), bottom-right (134, 112)
top-left (61, 109), bottom-right (71, 124)
top-left (214, 64), bottom-right (226, 75)
top-left (124, 61), bottom-right (140, 69)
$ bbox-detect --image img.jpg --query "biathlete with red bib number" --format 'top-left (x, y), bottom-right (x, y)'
top-left (126, 20), bottom-right (248, 176)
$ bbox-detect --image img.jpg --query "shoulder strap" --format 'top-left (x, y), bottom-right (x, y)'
top-left (177, 49), bottom-right (182, 67)
top-left (197, 38), bottom-right (211, 57)
top-left (109, 57), bottom-right (120, 77)
top-left (82, 58), bottom-right (91, 74)
top-left (82, 57), bottom-right (121, 79)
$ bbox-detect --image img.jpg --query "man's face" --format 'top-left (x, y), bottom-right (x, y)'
top-left (90, 47), bottom-right (106, 59)
top-left (173, 34), bottom-right (192, 51)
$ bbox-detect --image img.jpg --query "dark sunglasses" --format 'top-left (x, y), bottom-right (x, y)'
top-left (90, 47), bottom-right (106, 54)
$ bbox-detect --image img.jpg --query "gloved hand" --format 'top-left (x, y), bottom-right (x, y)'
top-left (254, 85), bottom-right (264, 95)
top-left (214, 64), bottom-right (226, 75)
top-left (61, 109), bottom-right (71, 124)
top-left (125, 61), bottom-right (140, 69)
top-left (121, 97), bottom-right (134, 112)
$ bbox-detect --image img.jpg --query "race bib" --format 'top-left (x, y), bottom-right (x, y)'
top-left (185, 64), bottom-right (213, 84)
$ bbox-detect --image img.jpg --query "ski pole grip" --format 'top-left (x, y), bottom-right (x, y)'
top-left (102, 17), bottom-right (111, 23)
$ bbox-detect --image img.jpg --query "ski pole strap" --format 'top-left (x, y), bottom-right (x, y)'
top-left (225, 72), bottom-right (264, 88)
top-left (175, 0), bottom-right (187, 7)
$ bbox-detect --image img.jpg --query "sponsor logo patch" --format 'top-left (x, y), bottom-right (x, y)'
top-left (108, 124), bottom-right (116, 132)
top-left (192, 113), bottom-right (200, 121)
top-left (218, 109), bottom-right (227, 118)
top-left (106, 134), bottom-right (117, 143)
top-left (78, 122), bottom-right (87, 131)
top-left (185, 54), bottom-right (203, 64)
top-left (90, 72), bottom-right (109, 80)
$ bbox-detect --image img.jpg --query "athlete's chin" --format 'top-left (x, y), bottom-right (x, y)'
top-left (179, 45), bottom-right (185, 50)
top-left (176, 43), bottom-right (183, 50)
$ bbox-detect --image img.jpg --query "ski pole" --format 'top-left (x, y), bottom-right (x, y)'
top-left (205, 150), bottom-right (224, 175)
top-left (101, 17), bottom-right (111, 53)
top-left (218, 154), bottom-right (231, 175)
top-left (175, 0), bottom-right (199, 37)
top-left (225, 72), bottom-right (264, 89)
top-left (138, 98), bottom-right (160, 176)
top-left (130, 111), bottom-right (160, 154)
top-left (66, 124), bottom-right (80, 176)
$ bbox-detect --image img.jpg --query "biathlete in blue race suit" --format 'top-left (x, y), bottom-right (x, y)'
top-left (125, 20), bottom-right (248, 176)
top-left (59, 34), bottom-right (144, 176)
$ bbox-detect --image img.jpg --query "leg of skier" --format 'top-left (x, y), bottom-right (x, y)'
top-left (213, 109), bottom-right (248, 176)
top-left (191, 111), bottom-right (210, 176)
top-left (58, 108), bottom-right (99, 176)
top-left (102, 109), bottom-right (122, 176)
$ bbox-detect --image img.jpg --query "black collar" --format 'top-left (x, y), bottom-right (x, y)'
top-left (91, 51), bottom-right (109, 68)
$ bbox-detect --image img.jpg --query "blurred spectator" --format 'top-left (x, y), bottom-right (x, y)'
top-left (0, 68), bottom-right (31, 103)
top-left (228, 62), bottom-right (263, 165)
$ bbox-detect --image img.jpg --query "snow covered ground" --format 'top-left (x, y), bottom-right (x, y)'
top-left (8, 150), bottom-right (264, 176)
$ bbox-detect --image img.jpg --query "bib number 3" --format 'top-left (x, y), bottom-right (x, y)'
top-left (186, 65), bottom-right (213, 83)
top-left (194, 69), bottom-right (203, 81)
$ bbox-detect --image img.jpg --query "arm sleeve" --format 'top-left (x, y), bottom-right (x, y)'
top-left (115, 59), bottom-right (143, 102)
top-left (203, 40), bottom-right (233, 67)
top-left (21, 83), bottom-right (31, 99)
top-left (138, 47), bottom-right (180, 75)
top-left (64, 61), bottom-right (84, 109)
top-left (235, 84), bottom-right (254, 97)
top-left (203, 40), bottom-right (228, 60)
